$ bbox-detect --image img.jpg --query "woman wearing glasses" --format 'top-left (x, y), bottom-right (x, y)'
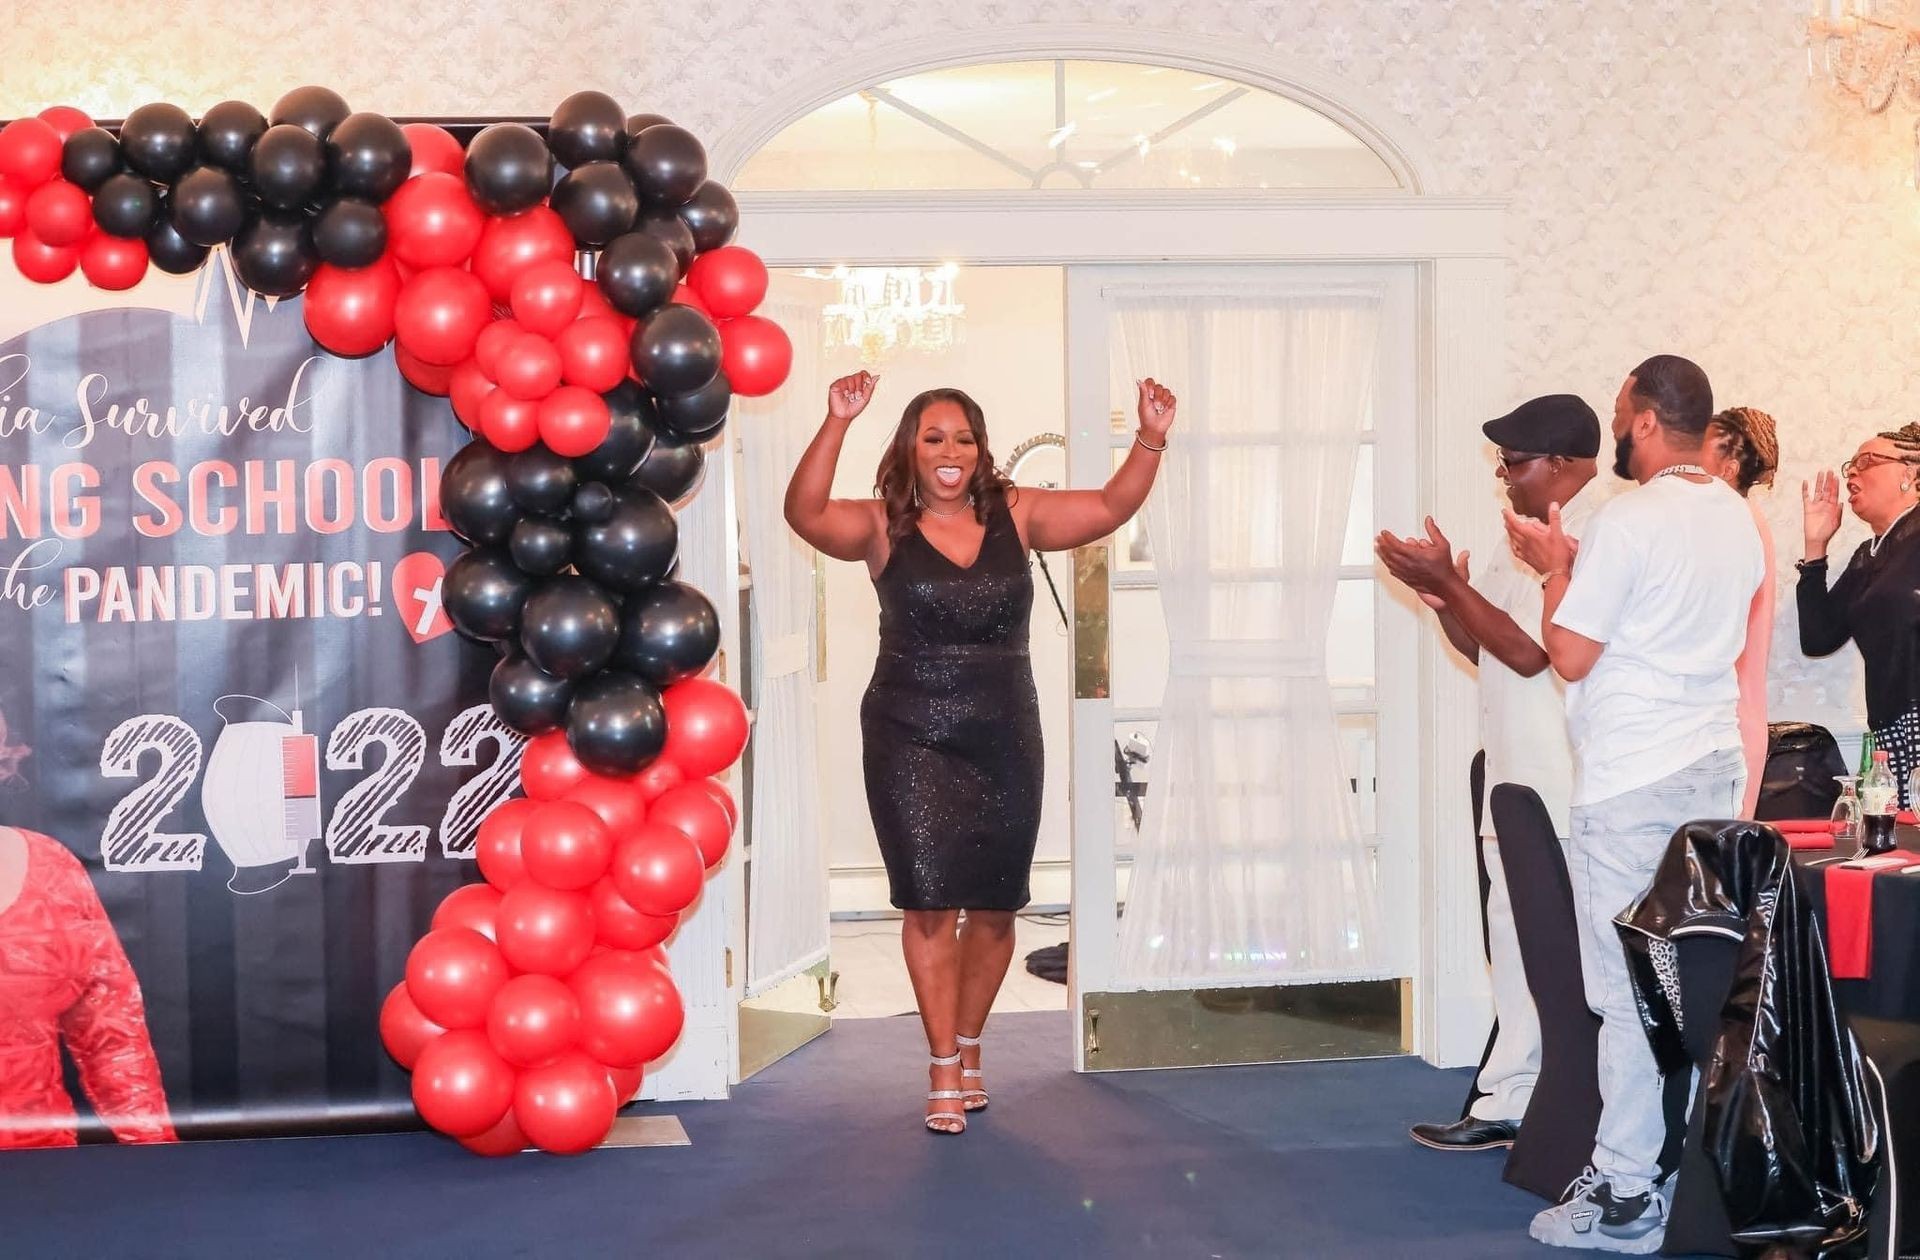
top-left (1799, 422), bottom-right (1920, 804)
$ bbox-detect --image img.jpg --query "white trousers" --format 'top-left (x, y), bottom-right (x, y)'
top-left (1470, 832), bottom-right (1544, 1123)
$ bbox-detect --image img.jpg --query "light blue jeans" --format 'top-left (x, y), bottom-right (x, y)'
top-left (1567, 747), bottom-right (1745, 1193)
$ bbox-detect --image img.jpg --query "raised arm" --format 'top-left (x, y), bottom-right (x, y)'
top-left (1379, 519), bottom-right (1550, 676)
top-left (1795, 472), bottom-right (1855, 656)
top-left (784, 371), bottom-right (885, 563)
top-left (1021, 379), bottom-right (1175, 552)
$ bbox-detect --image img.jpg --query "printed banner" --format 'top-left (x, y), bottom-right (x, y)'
top-left (0, 269), bottom-right (514, 1145)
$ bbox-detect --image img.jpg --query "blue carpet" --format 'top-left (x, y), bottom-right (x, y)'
top-left (0, 1011), bottom-right (1622, 1259)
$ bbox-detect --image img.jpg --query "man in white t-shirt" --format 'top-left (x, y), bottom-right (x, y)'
top-left (1377, 394), bottom-right (1599, 1154)
top-left (1507, 355), bottom-right (1764, 1254)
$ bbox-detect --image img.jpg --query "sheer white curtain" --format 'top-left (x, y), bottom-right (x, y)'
top-left (736, 293), bottom-right (831, 995)
top-left (1112, 290), bottom-right (1384, 989)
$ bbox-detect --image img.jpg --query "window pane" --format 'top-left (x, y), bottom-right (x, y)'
top-left (1341, 445), bottom-right (1374, 567)
top-left (1112, 586), bottom-right (1168, 710)
top-left (1327, 580), bottom-right (1375, 687)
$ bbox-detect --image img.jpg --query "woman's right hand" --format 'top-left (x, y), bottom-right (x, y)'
top-left (1802, 470), bottom-right (1843, 557)
top-left (827, 371), bottom-right (878, 423)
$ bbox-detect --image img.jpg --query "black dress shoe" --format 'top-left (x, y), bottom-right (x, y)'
top-left (1409, 1116), bottom-right (1519, 1151)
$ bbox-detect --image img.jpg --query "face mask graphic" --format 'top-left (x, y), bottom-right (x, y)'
top-left (201, 695), bottom-right (321, 894)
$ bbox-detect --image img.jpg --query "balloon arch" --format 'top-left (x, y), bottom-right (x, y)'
top-left (0, 89), bottom-right (791, 1156)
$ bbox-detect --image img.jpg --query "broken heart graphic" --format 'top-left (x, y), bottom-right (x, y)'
top-left (391, 550), bottom-right (453, 644)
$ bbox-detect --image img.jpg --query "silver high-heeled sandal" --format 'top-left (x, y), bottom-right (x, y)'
top-left (926, 1050), bottom-right (967, 1134)
top-left (956, 1033), bottom-right (987, 1112)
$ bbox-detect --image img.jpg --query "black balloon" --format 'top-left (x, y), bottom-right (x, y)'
top-left (509, 517), bottom-right (574, 577)
top-left (144, 206), bottom-right (210, 274)
top-left (551, 161), bottom-right (638, 247)
top-left (677, 180), bottom-right (739, 253)
top-left (312, 198), bottom-right (388, 268)
top-left (251, 124), bottom-right (327, 210)
top-left (464, 124), bottom-right (553, 217)
top-left (574, 382), bottom-right (659, 483)
top-left (170, 166), bottom-right (250, 247)
top-left (231, 213), bottom-right (317, 297)
top-left (615, 580), bottom-right (719, 686)
top-left (596, 232), bottom-right (678, 317)
top-left (489, 652), bottom-right (575, 736)
top-left (566, 671), bottom-right (666, 776)
top-left (655, 372), bottom-right (732, 442)
top-left (623, 114), bottom-right (673, 145)
top-left (519, 576), bottom-right (620, 680)
top-left (623, 124), bottom-right (706, 208)
top-left (120, 103), bottom-right (198, 183)
top-left (441, 441), bottom-right (521, 546)
top-left (270, 86), bottom-right (352, 140)
top-left (631, 305), bottom-right (721, 395)
top-left (549, 91), bottom-right (627, 168)
top-left (506, 446), bottom-right (578, 514)
top-left (198, 100), bottom-right (268, 172)
top-left (631, 437), bottom-right (706, 505)
top-left (636, 211), bottom-right (696, 276)
top-left (326, 112), bottom-right (411, 202)
top-left (571, 482), bottom-right (616, 524)
top-left (575, 487), bottom-right (677, 592)
top-left (92, 172), bottom-right (159, 239)
top-left (443, 548), bottom-right (535, 643)
top-left (61, 128), bottom-right (121, 192)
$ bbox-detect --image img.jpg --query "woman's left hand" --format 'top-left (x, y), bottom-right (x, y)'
top-left (1137, 378), bottom-right (1177, 443)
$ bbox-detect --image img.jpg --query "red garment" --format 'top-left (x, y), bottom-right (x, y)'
top-left (0, 830), bottom-right (175, 1148)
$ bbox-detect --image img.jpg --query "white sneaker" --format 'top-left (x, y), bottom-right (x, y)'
top-left (1528, 1165), bottom-right (1667, 1253)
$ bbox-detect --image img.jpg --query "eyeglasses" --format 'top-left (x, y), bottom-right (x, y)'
top-left (1495, 451), bottom-right (1548, 472)
top-left (1841, 452), bottom-right (1919, 477)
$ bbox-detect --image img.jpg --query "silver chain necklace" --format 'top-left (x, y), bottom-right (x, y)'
top-left (1654, 463), bottom-right (1710, 480)
top-left (919, 495), bottom-right (975, 518)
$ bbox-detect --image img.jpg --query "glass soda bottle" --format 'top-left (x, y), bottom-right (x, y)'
top-left (1860, 749), bottom-right (1898, 855)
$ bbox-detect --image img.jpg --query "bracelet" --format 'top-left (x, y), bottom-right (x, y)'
top-left (1134, 432), bottom-right (1167, 453)
top-left (1539, 569), bottom-right (1568, 588)
top-left (1794, 556), bottom-right (1827, 571)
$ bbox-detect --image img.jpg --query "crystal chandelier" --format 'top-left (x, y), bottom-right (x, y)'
top-left (801, 265), bottom-right (965, 363)
top-left (1806, 1), bottom-right (1920, 177)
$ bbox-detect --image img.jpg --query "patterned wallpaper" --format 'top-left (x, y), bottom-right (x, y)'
top-left (6, 0), bottom-right (1911, 729)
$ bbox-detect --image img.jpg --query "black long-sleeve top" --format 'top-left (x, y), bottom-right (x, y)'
top-left (1796, 506), bottom-right (1920, 730)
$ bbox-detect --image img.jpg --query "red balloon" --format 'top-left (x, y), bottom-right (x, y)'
top-left (634, 759), bottom-right (686, 802)
top-left (538, 386), bottom-right (611, 458)
top-left (496, 332), bottom-right (563, 401)
top-left (395, 266), bottom-right (493, 366)
top-left (458, 1108), bottom-right (529, 1157)
top-left (304, 258), bottom-right (403, 357)
top-left (405, 927), bottom-right (511, 1030)
top-left (401, 123), bottom-right (465, 179)
top-left (719, 315), bottom-right (792, 398)
top-left (472, 206), bottom-right (574, 303)
top-left (513, 1050), bottom-right (619, 1155)
top-left (660, 679), bottom-right (751, 780)
top-left (480, 388), bottom-right (540, 452)
top-left (379, 981), bottom-right (446, 1069)
top-left (385, 172), bottom-right (485, 269)
top-left (486, 973), bottom-right (582, 1068)
top-left (395, 344), bottom-right (456, 395)
top-left (670, 284), bottom-right (709, 317)
top-left (79, 234), bottom-right (149, 291)
top-left (610, 824), bottom-right (706, 917)
top-left (608, 1063), bottom-right (644, 1104)
top-left (36, 106), bottom-right (94, 142)
top-left (448, 359), bottom-right (493, 427)
top-left (563, 773), bottom-right (649, 839)
top-left (496, 883), bottom-right (597, 976)
top-left (0, 118), bottom-right (63, 187)
top-left (14, 230), bottom-right (79, 284)
top-left (26, 180), bottom-right (92, 247)
top-left (577, 281), bottom-right (621, 323)
top-left (0, 177), bottom-right (27, 237)
top-left (694, 778), bottom-right (739, 832)
top-left (476, 797), bottom-right (541, 891)
top-left (686, 246), bottom-right (768, 319)
top-left (556, 316), bottom-right (631, 392)
top-left (431, 881), bottom-right (504, 941)
top-left (413, 1029), bottom-right (517, 1138)
top-left (521, 800), bottom-right (614, 891)
top-left (473, 317), bottom-right (526, 380)
top-left (523, 731), bottom-right (591, 800)
top-left (569, 951), bottom-right (686, 1069)
top-left (510, 259), bottom-right (586, 339)
top-left (650, 782), bottom-right (734, 869)
top-left (588, 876), bottom-right (678, 951)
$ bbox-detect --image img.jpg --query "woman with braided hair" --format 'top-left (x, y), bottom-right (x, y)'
top-left (1705, 407), bottom-right (1780, 815)
top-left (1800, 421), bottom-right (1920, 804)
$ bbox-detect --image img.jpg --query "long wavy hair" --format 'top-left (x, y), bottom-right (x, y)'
top-left (873, 388), bottom-right (1012, 545)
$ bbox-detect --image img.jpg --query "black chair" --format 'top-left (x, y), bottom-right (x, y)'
top-left (1458, 751), bottom-right (1502, 1122)
top-left (1489, 782), bottom-right (1603, 1202)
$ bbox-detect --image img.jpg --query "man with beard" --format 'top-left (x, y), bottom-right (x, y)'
top-left (1505, 355), bottom-right (1763, 1254)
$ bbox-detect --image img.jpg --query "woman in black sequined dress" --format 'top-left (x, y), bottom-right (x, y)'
top-left (786, 371), bottom-right (1176, 1133)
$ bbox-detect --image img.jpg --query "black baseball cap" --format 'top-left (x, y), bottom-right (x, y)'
top-left (1482, 394), bottom-right (1601, 459)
